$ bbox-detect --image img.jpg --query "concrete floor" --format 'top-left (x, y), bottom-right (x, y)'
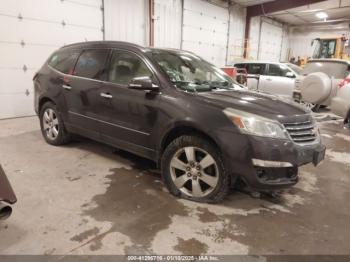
top-left (0, 114), bottom-right (349, 256)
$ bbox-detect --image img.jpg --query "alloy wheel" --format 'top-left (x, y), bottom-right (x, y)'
top-left (169, 146), bottom-right (219, 197)
top-left (42, 108), bottom-right (59, 140)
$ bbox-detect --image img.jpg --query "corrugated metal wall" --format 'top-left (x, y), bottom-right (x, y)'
top-left (0, 0), bottom-right (103, 119)
top-left (104, 0), bottom-right (148, 45)
top-left (154, 0), bottom-right (182, 48)
top-left (227, 4), bottom-right (246, 64)
top-left (258, 19), bottom-right (283, 61)
top-left (182, 0), bottom-right (229, 67)
top-left (248, 16), bottom-right (260, 60)
top-left (248, 17), bottom-right (285, 62)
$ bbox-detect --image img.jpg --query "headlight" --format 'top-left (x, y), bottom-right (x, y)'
top-left (223, 108), bottom-right (289, 139)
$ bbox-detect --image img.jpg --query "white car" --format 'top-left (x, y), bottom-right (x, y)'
top-left (331, 78), bottom-right (350, 126)
top-left (294, 59), bottom-right (350, 110)
top-left (233, 61), bottom-right (302, 98)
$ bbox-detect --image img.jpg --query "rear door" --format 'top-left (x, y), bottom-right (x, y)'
top-left (63, 49), bottom-right (110, 139)
top-left (259, 63), bottom-right (295, 97)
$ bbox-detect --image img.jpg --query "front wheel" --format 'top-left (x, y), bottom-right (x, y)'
top-left (161, 135), bottom-right (230, 203)
top-left (39, 101), bottom-right (71, 145)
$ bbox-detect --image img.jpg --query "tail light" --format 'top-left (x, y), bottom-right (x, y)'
top-left (338, 77), bottom-right (350, 88)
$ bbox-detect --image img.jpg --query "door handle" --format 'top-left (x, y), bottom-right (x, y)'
top-left (100, 92), bottom-right (113, 99)
top-left (266, 78), bottom-right (272, 81)
top-left (62, 84), bottom-right (72, 90)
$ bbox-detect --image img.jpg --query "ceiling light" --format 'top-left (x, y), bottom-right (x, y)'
top-left (315, 12), bottom-right (328, 20)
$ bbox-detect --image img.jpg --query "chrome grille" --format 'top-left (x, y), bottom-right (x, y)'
top-left (283, 120), bottom-right (317, 144)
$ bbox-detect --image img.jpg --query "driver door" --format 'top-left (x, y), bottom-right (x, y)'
top-left (96, 50), bottom-right (160, 158)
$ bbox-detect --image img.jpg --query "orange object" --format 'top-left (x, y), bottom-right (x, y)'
top-left (221, 67), bottom-right (237, 78)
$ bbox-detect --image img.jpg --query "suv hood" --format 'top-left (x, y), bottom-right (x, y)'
top-left (196, 90), bottom-right (309, 121)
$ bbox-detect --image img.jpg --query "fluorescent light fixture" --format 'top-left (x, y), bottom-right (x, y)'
top-left (315, 12), bottom-right (328, 19)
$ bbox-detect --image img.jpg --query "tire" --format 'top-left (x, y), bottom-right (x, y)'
top-left (39, 101), bottom-right (71, 145)
top-left (161, 135), bottom-right (230, 203)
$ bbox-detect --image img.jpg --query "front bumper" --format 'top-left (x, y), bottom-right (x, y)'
top-left (217, 130), bottom-right (325, 191)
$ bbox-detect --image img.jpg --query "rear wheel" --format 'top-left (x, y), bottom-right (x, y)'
top-left (161, 135), bottom-right (230, 203)
top-left (39, 102), bottom-right (71, 145)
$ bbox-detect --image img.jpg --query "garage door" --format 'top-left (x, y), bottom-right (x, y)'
top-left (258, 21), bottom-right (283, 62)
top-left (0, 0), bottom-right (103, 119)
top-left (182, 0), bottom-right (229, 67)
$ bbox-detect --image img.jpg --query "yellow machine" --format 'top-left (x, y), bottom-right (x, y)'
top-left (311, 35), bottom-right (350, 61)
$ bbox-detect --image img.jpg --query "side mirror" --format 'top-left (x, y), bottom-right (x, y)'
top-left (128, 76), bottom-right (159, 91)
top-left (286, 72), bottom-right (295, 78)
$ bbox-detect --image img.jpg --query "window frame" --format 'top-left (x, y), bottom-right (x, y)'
top-left (105, 48), bottom-right (159, 87)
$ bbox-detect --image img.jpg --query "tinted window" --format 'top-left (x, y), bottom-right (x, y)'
top-left (48, 50), bottom-right (79, 74)
top-left (301, 62), bottom-right (349, 79)
top-left (234, 63), bottom-right (246, 69)
top-left (267, 64), bottom-right (291, 77)
top-left (108, 51), bottom-right (153, 85)
top-left (74, 49), bottom-right (109, 79)
top-left (247, 64), bottom-right (265, 75)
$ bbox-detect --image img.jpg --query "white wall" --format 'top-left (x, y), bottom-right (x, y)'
top-left (288, 24), bottom-right (349, 58)
top-left (247, 16), bottom-right (285, 62)
top-left (258, 18), bottom-right (283, 61)
top-left (0, 0), bottom-right (103, 119)
top-left (248, 16), bottom-right (260, 60)
top-left (280, 25), bottom-right (290, 62)
top-left (0, 0), bottom-right (250, 119)
top-left (182, 0), bottom-right (229, 67)
top-left (104, 0), bottom-right (148, 46)
top-left (227, 3), bottom-right (246, 64)
top-left (154, 0), bottom-right (182, 48)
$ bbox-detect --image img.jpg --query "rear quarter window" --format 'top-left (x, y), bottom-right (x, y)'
top-left (48, 50), bottom-right (79, 74)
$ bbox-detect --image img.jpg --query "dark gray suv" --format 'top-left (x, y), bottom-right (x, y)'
top-left (34, 41), bottom-right (326, 203)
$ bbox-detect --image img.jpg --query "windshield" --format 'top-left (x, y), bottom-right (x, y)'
top-left (149, 50), bottom-right (243, 92)
top-left (286, 63), bottom-right (302, 75)
top-left (301, 61), bottom-right (349, 79)
top-left (312, 39), bottom-right (337, 58)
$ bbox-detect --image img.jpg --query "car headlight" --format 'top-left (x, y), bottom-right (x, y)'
top-left (223, 108), bottom-right (289, 139)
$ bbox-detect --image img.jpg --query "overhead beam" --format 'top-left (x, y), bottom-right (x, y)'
top-left (243, 0), bottom-right (327, 58)
top-left (246, 0), bottom-right (327, 17)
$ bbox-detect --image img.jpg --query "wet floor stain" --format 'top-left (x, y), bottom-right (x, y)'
top-left (71, 120), bottom-right (350, 255)
top-left (78, 161), bottom-right (189, 252)
top-left (70, 227), bottom-right (100, 243)
top-left (174, 237), bottom-right (208, 255)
